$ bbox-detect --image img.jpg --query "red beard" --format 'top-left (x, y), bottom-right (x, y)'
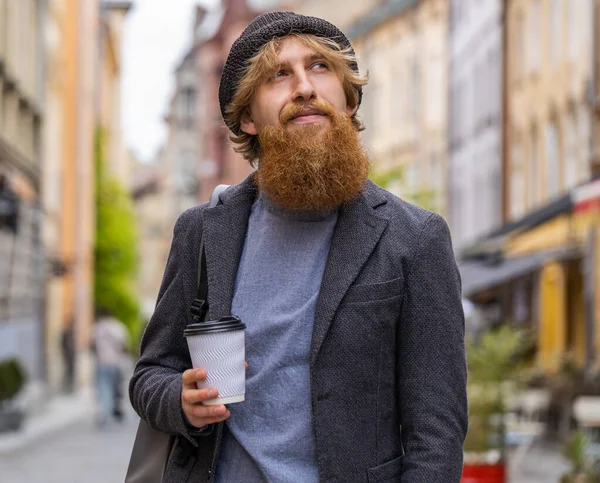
top-left (256, 99), bottom-right (370, 212)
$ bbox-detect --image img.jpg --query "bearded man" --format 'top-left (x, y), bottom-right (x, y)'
top-left (130, 12), bottom-right (468, 483)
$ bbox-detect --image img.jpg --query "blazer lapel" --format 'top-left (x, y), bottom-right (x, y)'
top-left (201, 176), bottom-right (257, 319)
top-left (310, 184), bottom-right (389, 364)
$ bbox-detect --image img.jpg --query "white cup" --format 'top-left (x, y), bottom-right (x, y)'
top-left (184, 316), bottom-right (246, 405)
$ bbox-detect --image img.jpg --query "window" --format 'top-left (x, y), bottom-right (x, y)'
top-left (511, 141), bottom-right (526, 219)
top-left (449, 166), bottom-right (466, 246)
top-left (393, 65), bottom-right (404, 124)
top-left (567, 0), bottom-right (578, 58)
top-left (180, 87), bottom-right (196, 129)
top-left (564, 112), bottom-right (578, 188)
top-left (578, 105), bottom-right (591, 182)
top-left (405, 162), bottom-right (420, 192)
top-left (178, 150), bottom-right (197, 196)
top-left (529, 128), bottom-right (541, 208)
top-left (488, 146), bottom-right (502, 227)
top-left (411, 59), bottom-right (420, 122)
top-left (514, 12), bottom-right (525, 81)
top-left (550, 0), bottom-right (562, 64)
top-left (430, 154), bottom-right (444, 210)
top-left (545, 119), bottom-right (561, 199)
top-left (584, 0), bottom-right (594, 47)
top-left (529, 1), bottom-right (541, 73)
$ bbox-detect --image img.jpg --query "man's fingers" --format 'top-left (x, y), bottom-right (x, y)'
top-left (183, 387), bottom-right (219, 405)
top-left (192, 404), bottom-right (227, 419)
top-left (206, 409), bottom-right (231, 424)
top-left (188, 409), bottom-right (231, 427)
top-left (245, 361), bottom-right (248, 370)
top-left (182, 368), bottom-right (206, 387)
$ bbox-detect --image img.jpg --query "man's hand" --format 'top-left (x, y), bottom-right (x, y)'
top-left (181, 369), bottom-right (231, 428)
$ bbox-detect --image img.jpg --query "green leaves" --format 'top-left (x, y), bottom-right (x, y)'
top-left (369, 165), bottom-right (438, 212)
top-left (466, 325), bottom-right (531, 386)
top-left (464, 325), bottom-right (532, 454)
top-left (93, 128), bottom-right (140, 350)
top-left (0, 358), bottom-right (26, 404)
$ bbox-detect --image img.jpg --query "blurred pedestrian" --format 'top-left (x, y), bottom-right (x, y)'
top-left (60, 315), bottom-right (75, 393)
top-left (93, 307), bottom-right (128, 427)
top-left (130, 11), bottom-right (467, 482)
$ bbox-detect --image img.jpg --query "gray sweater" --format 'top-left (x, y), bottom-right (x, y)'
top-left (215, 196), bottom-right (338, 482)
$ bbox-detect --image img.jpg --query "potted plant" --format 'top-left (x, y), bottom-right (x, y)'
top-left (462, 325), bottom-right (531, 483)
top-left (0, 357), bottom-right (27, 432)
top-left (560, 430), bottom-right (600, 482)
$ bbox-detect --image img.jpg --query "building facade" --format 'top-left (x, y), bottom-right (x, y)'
top-left (194, 0), bottom-right (259, 204)
top-left (448, 0), bottom-right (503, 249)
top-left (349, 0), bottom-right (449, 214)
top-left (130, 157), bottom-right (171, 321)
top-left (98, 1), bottom-right (132, 184)
top-left (163, 47), bottom-right (200, 223)
top-left (505, 0), bottom-right (594, 221)
top-left (41, 0), bottom-right (102, 394)
top-left (0, 0), bottom-right (46, 386)
top-left (457, 0), bottom-right (600, 373)
top-left (277, 0), bottom-right (374, 31)
top-left (40, 0), bottom-right (132, 396)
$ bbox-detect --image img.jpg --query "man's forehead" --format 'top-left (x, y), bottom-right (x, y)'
top-left (275, 37), bottom-right (324, 64)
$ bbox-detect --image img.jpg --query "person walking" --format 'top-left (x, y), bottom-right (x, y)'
top-left (130, 11), bottom-right (468, 482)
top-left (93, 308), bottom-right (128, 427)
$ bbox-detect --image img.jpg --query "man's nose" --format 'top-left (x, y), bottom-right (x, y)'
top-left (292, 71), bottom-right (316, 103)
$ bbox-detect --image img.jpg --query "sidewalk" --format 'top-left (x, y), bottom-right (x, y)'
top-left (508, 439), bottom-right (570, 482)
top-left (0, 388), bottom-right (95, 455)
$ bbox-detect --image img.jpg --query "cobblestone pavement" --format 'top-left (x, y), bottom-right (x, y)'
top-left (0, 409), bottom-right (139, 483)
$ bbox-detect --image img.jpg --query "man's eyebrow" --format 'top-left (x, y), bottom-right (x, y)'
top-left (277, 53), bottom-right (328, 68)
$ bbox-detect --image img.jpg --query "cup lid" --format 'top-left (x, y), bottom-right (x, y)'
top-left (184, 316), bottom-right (245, 337)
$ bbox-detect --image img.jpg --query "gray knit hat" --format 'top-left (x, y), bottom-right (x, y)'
top-left (219, 11), bottom-right (362, 135)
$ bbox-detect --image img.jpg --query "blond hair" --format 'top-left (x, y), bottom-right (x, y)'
top-left (225, 33), bottom-right (369, 164)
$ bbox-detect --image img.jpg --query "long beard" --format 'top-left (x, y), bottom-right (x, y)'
top-left (256, 101), bottom-right (370, 212)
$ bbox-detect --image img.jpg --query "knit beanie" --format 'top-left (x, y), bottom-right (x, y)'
top-left (219, 11), bottom-right (362, 135)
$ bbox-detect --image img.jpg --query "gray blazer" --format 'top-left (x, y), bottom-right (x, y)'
top-left (129, 175), bottom-right (468, 483)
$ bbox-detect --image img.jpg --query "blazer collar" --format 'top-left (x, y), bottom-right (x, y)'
top-left (202, 174), bottom-right (390, 363)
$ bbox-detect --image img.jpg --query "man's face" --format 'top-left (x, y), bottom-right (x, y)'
top-left (240, 36), bottom-right (356, 135)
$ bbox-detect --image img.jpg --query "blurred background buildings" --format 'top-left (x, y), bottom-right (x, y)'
top-left (2, 0), bottom-right (600, 479)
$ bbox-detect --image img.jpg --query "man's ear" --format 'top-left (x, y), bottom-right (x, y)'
top-left (240, 109), bottom-right (258, 135)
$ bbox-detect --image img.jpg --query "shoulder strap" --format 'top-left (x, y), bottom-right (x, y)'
top-left (189, 185), bottom-right (230, 322)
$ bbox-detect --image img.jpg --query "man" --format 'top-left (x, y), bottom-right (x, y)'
top-left (130, 11), bottom-right (467, 483)
top-left (93, 308), bottom-right (128, 427)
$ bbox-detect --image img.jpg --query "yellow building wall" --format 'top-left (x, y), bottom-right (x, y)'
top-left (538, 261), bottom-right (567, 372)
top-left (60, 0), bottom-right (78, 328)
top-left (568, 262), bottom-right (586, 367)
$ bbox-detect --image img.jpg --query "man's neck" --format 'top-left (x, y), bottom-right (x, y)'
top-left (259, 191), bottom-right (337, 222)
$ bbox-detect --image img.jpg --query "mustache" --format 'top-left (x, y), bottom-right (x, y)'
top-left (279, 99), bottom-right (337, 125)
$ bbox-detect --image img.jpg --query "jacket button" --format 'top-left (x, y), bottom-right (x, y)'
top-left (317, 392), bottom-right (330, 402)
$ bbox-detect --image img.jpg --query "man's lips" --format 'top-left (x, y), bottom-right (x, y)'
top-left (289, 109), bottom-right (327, 124)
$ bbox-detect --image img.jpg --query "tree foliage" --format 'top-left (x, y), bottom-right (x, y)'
top-left (369, 165), bottom-right (438, 212)
top-left (93, 128), bottom-right (140, 346)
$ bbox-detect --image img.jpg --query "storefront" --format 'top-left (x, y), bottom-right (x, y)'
top-left (459, 180), bottom-right (600, 373)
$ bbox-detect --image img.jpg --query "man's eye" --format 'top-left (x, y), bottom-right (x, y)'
top-left (312, 62), bottom-right (328, 70)
top-left (273, 70), bottom-right (287, 78)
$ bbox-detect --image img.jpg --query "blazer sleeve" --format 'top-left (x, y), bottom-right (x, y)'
top-left (129, 208), bottom-right (205, 446)
top-left (397, 212), bottom-right (468, 482)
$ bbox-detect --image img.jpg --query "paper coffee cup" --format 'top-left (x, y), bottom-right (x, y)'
top-left (184, 316), bottom-right (246, 405)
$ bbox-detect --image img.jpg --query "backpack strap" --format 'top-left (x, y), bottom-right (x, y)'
top-left (189, 185), bottom-right (230, 322)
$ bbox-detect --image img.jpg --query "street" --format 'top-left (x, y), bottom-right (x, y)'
top-left (0, 413), bottom-right (569, 483)
top-left (0, 411), bottom-right (138, 483)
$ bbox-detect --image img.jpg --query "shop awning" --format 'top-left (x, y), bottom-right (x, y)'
top-left (459, 247), bottom-right (582, 297)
